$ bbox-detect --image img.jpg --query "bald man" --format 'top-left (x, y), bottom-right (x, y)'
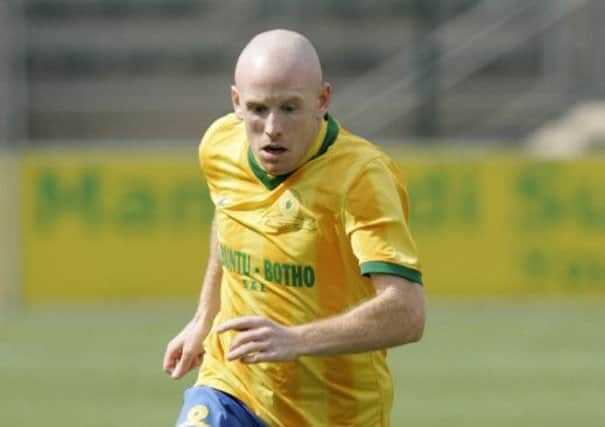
top-left (164, 29), bottom-right (425, 427)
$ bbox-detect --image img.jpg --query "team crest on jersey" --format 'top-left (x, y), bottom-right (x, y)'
top-left (262, 189), bottom-right (316, 232)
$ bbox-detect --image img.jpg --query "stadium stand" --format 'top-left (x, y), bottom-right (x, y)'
top-left (5, 0), bottom-right (604, 142)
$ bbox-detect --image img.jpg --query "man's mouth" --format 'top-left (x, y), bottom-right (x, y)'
top-left (262, 145), bottom-right (287, 154)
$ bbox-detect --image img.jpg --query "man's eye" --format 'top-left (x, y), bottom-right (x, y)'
top-left (252, 105), bottom-right (267, 114)
top-left (282, 105), bottom-right (296, 113)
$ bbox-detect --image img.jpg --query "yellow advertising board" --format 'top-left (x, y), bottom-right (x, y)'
top-left (21, 150), bottom-right (213, 303)
top-left (19, 149), bottom-right (605, 303)
top-left (401, 155), bottom-right (605, 297)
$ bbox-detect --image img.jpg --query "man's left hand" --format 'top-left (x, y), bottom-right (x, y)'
top-left (216, 316), bottom-right (302, 363)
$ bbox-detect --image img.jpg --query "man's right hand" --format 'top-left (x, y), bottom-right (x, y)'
top-left (163, 321), bottom-right (206, 380)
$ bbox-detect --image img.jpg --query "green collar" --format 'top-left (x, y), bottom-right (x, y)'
top-left (247, 113), bottom-right (339, 190)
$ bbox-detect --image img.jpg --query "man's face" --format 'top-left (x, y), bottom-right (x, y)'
top-left (232, 71), bottom-right (330, 176)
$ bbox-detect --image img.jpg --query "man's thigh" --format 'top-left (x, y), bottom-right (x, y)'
top-left (175, 386), bottom-right (267, 427)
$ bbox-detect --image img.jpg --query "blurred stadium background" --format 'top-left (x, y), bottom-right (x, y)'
top-left (1, 1), bottom-right (604, 425)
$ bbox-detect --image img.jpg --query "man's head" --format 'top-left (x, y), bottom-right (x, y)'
top-left (231, 29), bottom-right (331, 176)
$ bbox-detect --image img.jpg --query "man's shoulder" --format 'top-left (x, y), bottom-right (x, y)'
top-left (330, 127), bottom-right (391, 166)
top-left (199, 113), bottom-right (244, 161)
top-left (319, 126), bottom-right (405, 187)
top-left (202, 113), bottom-right (244, 147)
top-left (198, 113), bottom-right (245, 175)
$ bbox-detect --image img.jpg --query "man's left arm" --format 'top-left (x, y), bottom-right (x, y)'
top-left (217, 274), bottom-right (424, 363)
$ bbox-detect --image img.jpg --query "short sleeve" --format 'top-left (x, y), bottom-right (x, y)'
top-left (343, 157), bottom-right (422, 284)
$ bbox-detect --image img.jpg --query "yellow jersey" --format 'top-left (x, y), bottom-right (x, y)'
top-left (196, 113), bottom-right (422, 427)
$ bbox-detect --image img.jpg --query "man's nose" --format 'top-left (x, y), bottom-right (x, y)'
top-left (264, 112), bottom-right (283, 139)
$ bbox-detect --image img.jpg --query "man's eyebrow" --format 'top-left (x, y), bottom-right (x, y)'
top-left (245, 101), bottom-right (266, 108)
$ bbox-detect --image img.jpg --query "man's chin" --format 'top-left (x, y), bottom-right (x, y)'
top-left (259, 160), bottom-right (294, 176)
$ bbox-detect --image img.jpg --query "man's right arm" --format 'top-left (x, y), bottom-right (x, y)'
top-left (163, 213), bottom-right (222, 380)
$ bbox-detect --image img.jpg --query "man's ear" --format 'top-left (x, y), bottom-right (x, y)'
top-left (231, 85), bottom-right (243, 119)
top-left (318, 82), bottom-right (332, 118)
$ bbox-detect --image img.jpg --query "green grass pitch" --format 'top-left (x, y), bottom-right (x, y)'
top-left (1, 299), bottom-right (604, 426)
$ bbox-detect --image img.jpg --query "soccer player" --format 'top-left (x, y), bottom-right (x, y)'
top-left (163, 29), bottom-right (425, 427)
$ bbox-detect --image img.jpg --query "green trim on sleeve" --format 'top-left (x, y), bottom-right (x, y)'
top-left (360, 261), bottom-right (423, 285)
